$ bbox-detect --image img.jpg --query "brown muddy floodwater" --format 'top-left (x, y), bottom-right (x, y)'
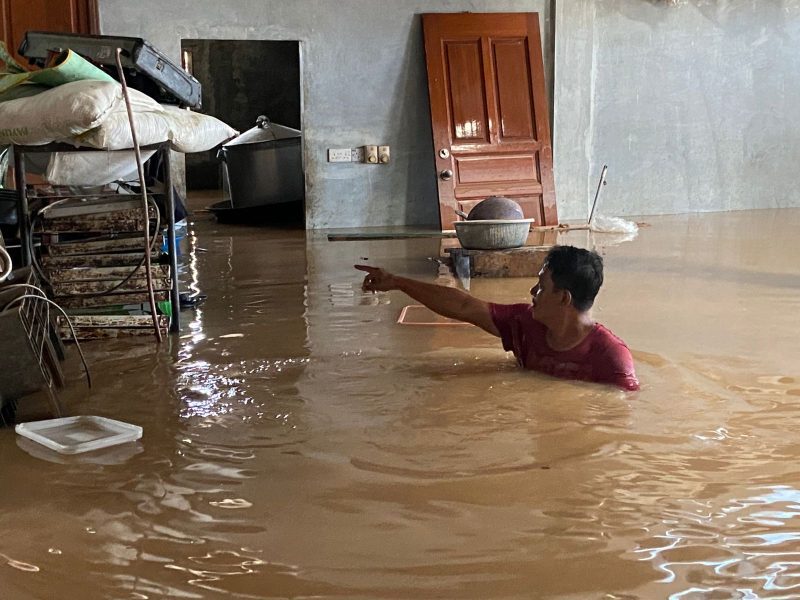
top-left (1, 207), bottom-right (800, 599)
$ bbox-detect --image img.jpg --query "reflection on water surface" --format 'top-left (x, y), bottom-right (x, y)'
top-left (0, 208), bottom-right (799, 599)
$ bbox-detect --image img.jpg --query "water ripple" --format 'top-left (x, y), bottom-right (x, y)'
top-left (633, 485), bottom-right (800, 596)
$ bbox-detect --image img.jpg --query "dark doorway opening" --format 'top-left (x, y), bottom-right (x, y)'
top-left (181, 39), bottom-right (303, 226)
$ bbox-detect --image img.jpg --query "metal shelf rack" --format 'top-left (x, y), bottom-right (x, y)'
top-left (13, 142), bottom-right (181, 333)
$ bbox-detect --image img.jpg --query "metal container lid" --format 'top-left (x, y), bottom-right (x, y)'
top-left (223, 115), bottom-right (301, 148)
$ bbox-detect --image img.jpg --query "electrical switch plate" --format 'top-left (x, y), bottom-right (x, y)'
top-left (328, 148), bottom-right (352, 163)
top-left (364, 145), bottom-right (378, 164)
top-left (378, 145), bottom-right (390, 164)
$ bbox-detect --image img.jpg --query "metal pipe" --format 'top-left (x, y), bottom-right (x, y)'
top-left (114, 48), bottom-right (162, 343)
top-left (13, 150), bottom-right (31, 265)
top-left (588, 164), bottom-right (608, 226)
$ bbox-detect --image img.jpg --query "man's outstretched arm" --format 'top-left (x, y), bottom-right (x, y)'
top-left (355, 265), bottom-right (500, 336)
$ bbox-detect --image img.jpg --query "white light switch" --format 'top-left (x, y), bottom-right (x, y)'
top-left (328, 148), bottom-right (352, 163)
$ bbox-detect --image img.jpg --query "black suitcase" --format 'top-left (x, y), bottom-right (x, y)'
top-left (19, 31), bottom-right (202, 109)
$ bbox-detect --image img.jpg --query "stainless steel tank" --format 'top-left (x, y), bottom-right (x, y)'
top-left (218, 116), bottom-right (303, 209)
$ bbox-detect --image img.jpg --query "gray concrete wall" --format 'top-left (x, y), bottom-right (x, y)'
top-left (576, 0), bottom-right (800, 219)
top-left (552, 0), bottom-right (596, 221)
top-left (98, 0), bottom-right (800, 227)
top-left (98, 0), bottom-right (552, 229)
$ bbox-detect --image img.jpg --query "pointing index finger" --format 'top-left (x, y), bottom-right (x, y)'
top-left (354, 264), bottom-right (378, 273)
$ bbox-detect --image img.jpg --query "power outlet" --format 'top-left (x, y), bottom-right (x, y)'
top-left (328, 148), bottom-right (352, 163)
top-left (351, 147), bottom-right (365, 162)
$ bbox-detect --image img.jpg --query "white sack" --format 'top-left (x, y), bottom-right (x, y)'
top-left (77, 110), bottom-right (171, 150)
top-left (76, 106), bottom-right (237, 153)
top-left (161, 106), bottom-right (238, 152)
top-left (0, 80), bottom-right (161, 146)
top-left (45, 150), bottom-right (157, 186)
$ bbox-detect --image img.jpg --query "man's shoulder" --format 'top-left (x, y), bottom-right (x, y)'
top-left (590, 324), bottom-right (639, 390)
top-left (593, 323), bottom-right (630, 345)
top-left (490, 303), bottom-right (544, 350)
top-left (591, 324), bottom-right (633, 357)
top-left (490, 302), bottom-right (534, 323)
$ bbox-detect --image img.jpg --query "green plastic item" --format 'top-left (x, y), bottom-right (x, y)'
top-left (157, 300), bottom-right (172, 317)
top-left (0, 41), bottom-right (115, 100)
top-left (0, 42), bottom-right (26, 74)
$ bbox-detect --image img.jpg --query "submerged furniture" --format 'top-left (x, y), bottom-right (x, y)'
top-left (13, 142), bottom-right (181, 334)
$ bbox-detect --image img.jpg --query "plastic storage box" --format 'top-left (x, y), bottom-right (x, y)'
top-left (15, 416), bottom-right (142, 454)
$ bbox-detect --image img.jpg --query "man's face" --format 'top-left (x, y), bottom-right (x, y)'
top-left (530, 267), bottom-right (563, 324)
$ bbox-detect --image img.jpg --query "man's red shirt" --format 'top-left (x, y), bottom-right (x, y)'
top-left (490, 303), bottom-right (640, 391)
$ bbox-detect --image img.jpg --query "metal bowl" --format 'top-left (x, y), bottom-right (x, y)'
top-left (467, 196), bottom-right (524, 221)
top-left (453, 218), bottom-right (534, 250)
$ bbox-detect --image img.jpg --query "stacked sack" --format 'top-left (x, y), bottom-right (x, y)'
top-left (0, 79), bottom-right (238, 185)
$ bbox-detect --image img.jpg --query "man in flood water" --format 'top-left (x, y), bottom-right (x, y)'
top-left (355, 245), bottom-right (639, 391)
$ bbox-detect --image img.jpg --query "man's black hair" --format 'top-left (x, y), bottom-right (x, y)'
top-left (544, 246), bottom-right (604, 312)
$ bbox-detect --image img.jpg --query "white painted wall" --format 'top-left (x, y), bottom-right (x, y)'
top-left (99, 0), bottom-right (800, 227)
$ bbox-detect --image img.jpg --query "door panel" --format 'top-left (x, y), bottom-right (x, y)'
top-left (455, 154), bottom-right (538, 184)
top-left (1, 0), bottom-right (98, 64)
top-left (446, 41), bottom-right (489, 142)
top-left (494, 40), bottom-right (536, 140)
top-left (424, 12), bottom-right (557, 230)
top-left (457, 195), bottom-right (543, 222)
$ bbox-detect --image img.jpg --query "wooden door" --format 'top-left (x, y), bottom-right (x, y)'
top-left (423, 12), bottom-right (557, 230)
top-left (1, 0), bottom-right (98, 64)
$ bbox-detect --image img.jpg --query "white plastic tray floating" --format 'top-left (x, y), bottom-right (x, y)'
top-left (15, 416), bottom-right (142, 455)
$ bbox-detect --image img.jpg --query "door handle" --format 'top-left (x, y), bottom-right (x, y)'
top-left (439, 169), bottom-right (453, 181)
